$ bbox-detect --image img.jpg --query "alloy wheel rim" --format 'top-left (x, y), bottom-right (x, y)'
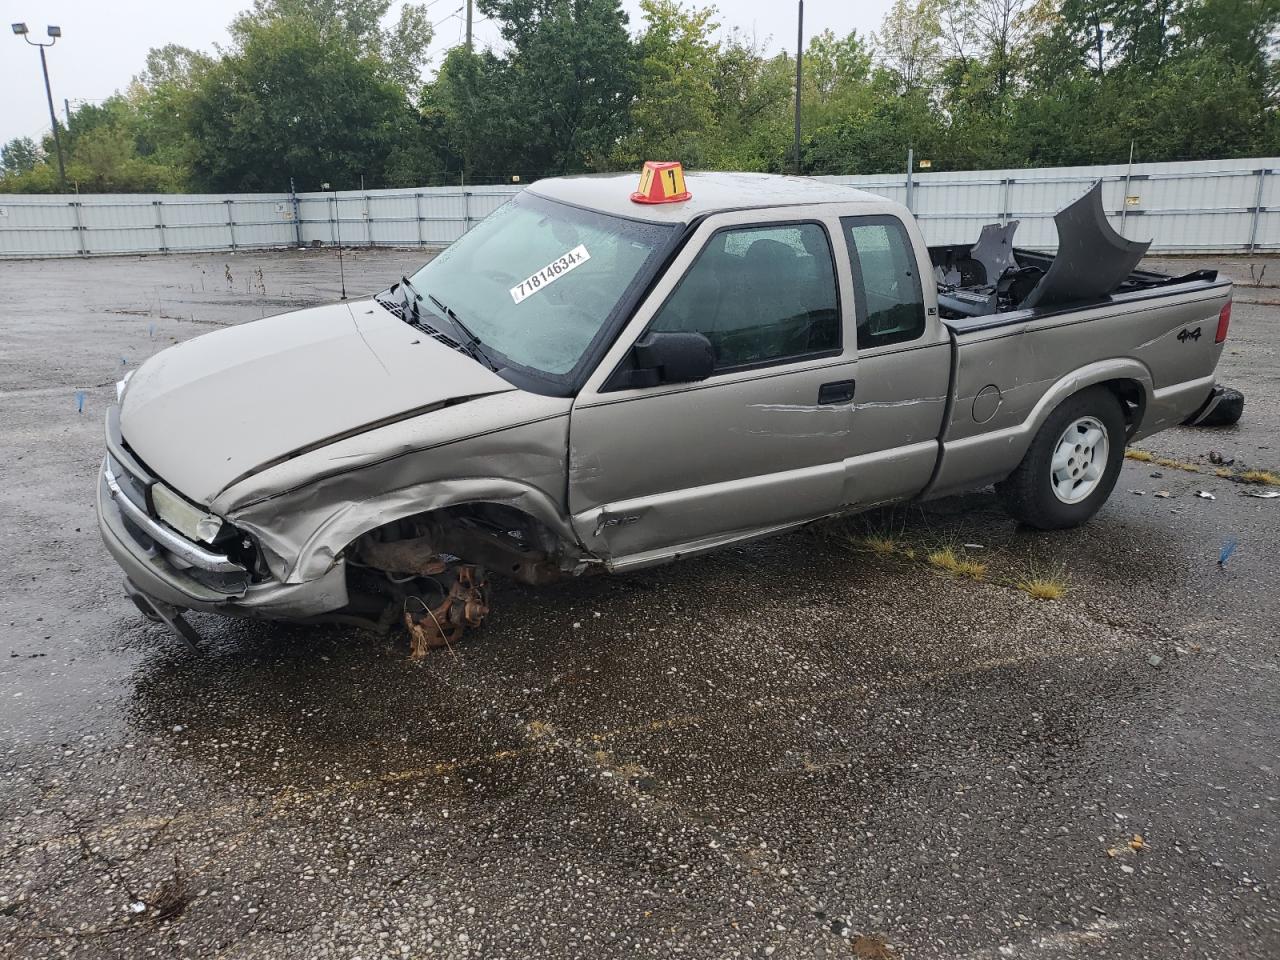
top-left (1050, 416), bottom-right (1109, 504)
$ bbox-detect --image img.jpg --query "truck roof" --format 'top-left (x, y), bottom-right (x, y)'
top-left (528, 171), bottom-right (887, 223)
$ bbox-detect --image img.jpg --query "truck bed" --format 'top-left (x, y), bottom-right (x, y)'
top-left (937, 253), bottom-right (1226, 334)
top-left (927, 181), bottom-right (1225, 329)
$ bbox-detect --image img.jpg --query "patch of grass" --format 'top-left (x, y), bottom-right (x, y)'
top-left (1125, 449), bottom-right (1204, 473)
top-left (1126, 448), bottom-right (1280, 485)
top-left (927, 546), bottom-right (987, 581)
top-left (1240, 469), bottom-right (1280, 486)
top-left (1016, 573), bottom-right (1069, 600)
top-left (861, 533), bottom-right (899, 555)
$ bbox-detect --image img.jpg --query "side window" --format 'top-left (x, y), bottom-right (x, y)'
top-left (842, 216), bottom-right (926, 350)
top-left (649, 222), bottom-right (840, 370)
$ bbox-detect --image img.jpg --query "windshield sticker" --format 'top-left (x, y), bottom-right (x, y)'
top-left (510, 245), bottom-right (591, 304)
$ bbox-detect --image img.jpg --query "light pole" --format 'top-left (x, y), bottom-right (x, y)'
top-left (12, 23), bottom-right (67, 192)
top-left (793, 1), bottom-right (803, 176)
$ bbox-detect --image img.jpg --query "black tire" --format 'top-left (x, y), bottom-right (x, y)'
top-left (996, 386), bottom-right (1126, 530)
top-left (1188, 386), bottom-right (1244, 427)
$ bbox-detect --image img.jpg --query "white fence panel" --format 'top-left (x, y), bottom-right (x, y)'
top-left (0, 198), bottom-right (80, 256)
top-left (2, 159), bottom-right (1278, 257)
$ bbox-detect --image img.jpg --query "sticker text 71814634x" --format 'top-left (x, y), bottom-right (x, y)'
top-left (509, 245), bottom-right (591, 304)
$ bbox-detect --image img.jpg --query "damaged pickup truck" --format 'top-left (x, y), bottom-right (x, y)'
top-left (98, 166), bottom-right (1233, 650)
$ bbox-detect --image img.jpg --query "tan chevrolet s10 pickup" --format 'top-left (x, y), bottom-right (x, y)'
top-left (97, 163), bottom-right (1234, 649)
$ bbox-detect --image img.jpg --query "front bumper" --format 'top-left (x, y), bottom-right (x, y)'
top-left (96, 459), bottom-right (348, 620)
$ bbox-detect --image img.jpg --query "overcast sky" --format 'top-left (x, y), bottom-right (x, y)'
top-left (1, 0), bottom-right (896, 147)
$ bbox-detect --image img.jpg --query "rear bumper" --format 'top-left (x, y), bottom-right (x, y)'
top-left (97, 463), bottom-right (348, 619)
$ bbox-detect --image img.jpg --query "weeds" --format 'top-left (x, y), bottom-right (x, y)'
top-left (861, 533), bottom-right (898, 555)
top-left (1124, 449), bottom-right (1203, 473)
top-left (1015, 564), bottom-right (1070, 601)
top-left (926, 546), bottom-right (987, 581)
top-left (1239, 469), bottom-right (1280, 486)
top-left (1127, 449), bottom-right (1280, 486)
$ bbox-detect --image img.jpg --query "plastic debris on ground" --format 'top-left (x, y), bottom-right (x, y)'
top-left (1246, 490), bottom-right (1280, 499)
top-left (1195, 490), bottom-right (1216, 500)
top-left (1219, 537), bottom-right (1238, 568)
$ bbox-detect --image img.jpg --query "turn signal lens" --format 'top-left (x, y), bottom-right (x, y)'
top-left (1216, 299), bottom-right (1232, 343)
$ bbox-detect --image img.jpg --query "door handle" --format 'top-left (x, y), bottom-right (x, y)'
top-left (818, 379), bottom-right (856, 405)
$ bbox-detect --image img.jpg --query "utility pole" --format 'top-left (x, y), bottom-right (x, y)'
top-left (905, 148), bottom-right (914, 212)
top-left (793, 1), bottom-right (803, 176)
top-left (466, 0), bottom-right (473, 51)
top-left (11, 23), bottom-right (67, 191)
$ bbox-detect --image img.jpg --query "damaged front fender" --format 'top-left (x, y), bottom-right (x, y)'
top-left (213, 392), bottom-right (583, 585)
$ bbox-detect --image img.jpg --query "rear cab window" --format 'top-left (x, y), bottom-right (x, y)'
top-left (648, 221), bottom-right (841, 370)
top-left (842, 215), bottom-right (926, 350)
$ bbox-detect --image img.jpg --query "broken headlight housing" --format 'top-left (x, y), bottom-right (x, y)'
top-left (150, 482), bottom-right (224, 544)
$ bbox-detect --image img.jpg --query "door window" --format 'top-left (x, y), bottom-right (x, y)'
top-left (842, 216), bottom-right (926, 349)
top-left (648, 222), bottom-right (840, 370)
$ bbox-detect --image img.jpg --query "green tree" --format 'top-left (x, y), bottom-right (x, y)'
top-left (1, 137), bottom-right (40, 175)
top-left (233, 0), bottom-right (434, 90)
top-left (616, 0), bottom-right (721, 168)
top-left (183, 13), bottom-right (425, 190)
top-left (423, 47), bottom-right (517, 181)
top-left (479, 0), bottom-right (638, 173)
top-left (705, 32), bottom-right (795, 170)
top-left (874, 0), bottom-right (941, 91)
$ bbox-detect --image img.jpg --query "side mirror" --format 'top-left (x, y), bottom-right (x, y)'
top-left (630, 332), bottom-right (715, 385)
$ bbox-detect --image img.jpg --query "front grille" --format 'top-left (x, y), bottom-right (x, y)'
top-left (107, 453), bottom-right (150, 513)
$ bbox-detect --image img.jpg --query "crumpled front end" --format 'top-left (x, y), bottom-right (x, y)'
top-left (96, 404), bottom-right (349, 621)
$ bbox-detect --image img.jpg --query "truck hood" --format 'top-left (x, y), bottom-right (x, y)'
top-left (119, 299), bottom-right (515, 505)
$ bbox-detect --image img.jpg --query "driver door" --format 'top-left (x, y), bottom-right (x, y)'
top-left (567, 207), bottom-right (858, 568)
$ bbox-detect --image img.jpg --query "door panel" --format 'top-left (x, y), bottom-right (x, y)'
top-left (838, 214), bottom-right (951, 504)
top-left (570, 360), bottom-right (856, 559)
top-left (843, 343), bottom-right (951, 505)
top-left (568, 208), bottom-right (858, 563)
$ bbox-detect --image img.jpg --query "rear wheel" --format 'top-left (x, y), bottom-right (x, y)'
top-left (996, 387), bottom-right (1126, 530)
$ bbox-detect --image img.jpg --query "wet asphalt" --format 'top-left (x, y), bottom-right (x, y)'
top-left (0, 248), bottom-right (1276, 959)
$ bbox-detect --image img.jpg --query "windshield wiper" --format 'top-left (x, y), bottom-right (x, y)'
top-left (397, 275), bottom-right (424, 319)
top-left (425, 294), bottom-right (500, 372)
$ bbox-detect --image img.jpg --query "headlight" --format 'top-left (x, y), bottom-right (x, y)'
top-left (151, 482), bottom-right (224, 544)
top-left (115, 370), bottom-right (134, 402)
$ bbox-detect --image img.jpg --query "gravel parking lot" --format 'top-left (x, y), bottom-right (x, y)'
top-left (1, 247), bottom-right (1277, 959)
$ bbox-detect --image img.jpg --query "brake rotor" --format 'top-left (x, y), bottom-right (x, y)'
top-left (403, 564), bottom-right (490, 657)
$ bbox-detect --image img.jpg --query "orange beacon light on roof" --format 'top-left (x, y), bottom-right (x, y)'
top-left (631, 161), bottom-right (691, 204)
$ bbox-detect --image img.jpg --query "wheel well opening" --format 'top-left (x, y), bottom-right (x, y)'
top-left (1099, 378), bottom-right (1146, 433)
top-left (346, 502), bottom-right (582, 588)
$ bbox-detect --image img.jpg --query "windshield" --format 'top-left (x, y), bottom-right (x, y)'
top-left (405, 192), bottom-right (677, 385)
